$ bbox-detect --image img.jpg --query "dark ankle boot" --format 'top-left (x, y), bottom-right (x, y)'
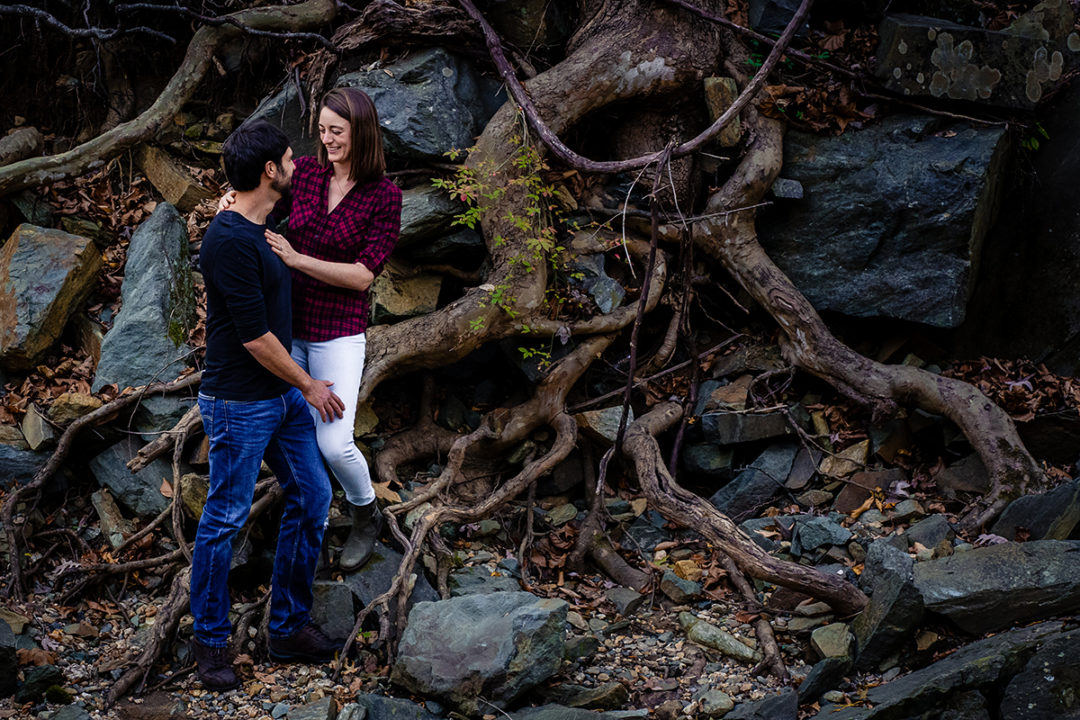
top-left (340, 500), bottom-right (382, 572)
top-left (192, 639), bottom-right (240, 691)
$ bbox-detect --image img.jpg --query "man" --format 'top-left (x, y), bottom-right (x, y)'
top-left (191, 120), bottom-right (346, 691)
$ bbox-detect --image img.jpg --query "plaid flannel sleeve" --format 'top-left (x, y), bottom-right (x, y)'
top-left (354, 183), bottom-right (402, 277)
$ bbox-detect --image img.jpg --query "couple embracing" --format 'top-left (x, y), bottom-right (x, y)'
top-left (192, 88), bottom-right (401, 691)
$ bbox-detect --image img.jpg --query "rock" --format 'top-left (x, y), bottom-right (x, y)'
top-left (547, 503), bottom-right (578, 527)
top-left (398, 185), bottom-right (465, 249)
top-left (511, 705), bottom-right (633, 720)
top-left (1017, 409), bottom-right (1080, 465)
top-left (0, 126), bottom-right (43, 165)
top-left (447, 565), bottom-right (521, 596)
top-left (341, 540), bottom-right (438, 622)
top-left (392, 591), bottom-right (567, 710)
top-left (698, 689), bottom-right (735, 717)
top-left (0, 620), bottom-right (15, 698)
top-left (682, 444), bottom-right (735, 477)
top-left (934, 453), bottom-right (991, 495)
top-left (20, 404), bottom-right (55, 451)
top-left (622, 512), bottom-right (671, 552)
top-left (660, 570), bottom-right (700, 603)
top-left (179, 472), bottom-right (209, 520)
top-left (88, 436), bottom-right (173, 519)
top-left (889, 498), bottom-right (925, 523)
top-left (700, 408), bottom-right (793, 444)
top-left (403, 228), bottom-right (484, 264)
top-left (811, 623), bottom-right (853, 659)
top-left (49, 392), bottom-right (102, 424)
top-left (131, 395), bottom-right (196, 438)
top-left (771, 177), bottom-right (804, 199)
top-left (354, 693), bottom-right (441, 720)
top-left (576, 406), bottom-right (633, 445)
top-left (93, 204), bottom-right (195, 391)
top-left (0, 609), bottom-right (29, 635)
top-left (756, 115), bottom-right (1009, 328)
top-left (679, 612), bottom-right (757, 663)
top-left (859, 537), bottom-right (912, 591)
top-left (483, 0), bottom-right (573, 50)
top-left (875, 12), bottom-right (1077, 109)
top-left (748, 0), bottom-right (808, 37)
top-left (727, 688), bottom-right (798, 719)
top-left (589, 274), bottom-right (626, 314)
top-left (134, 145), bottom-right (213, 212)
top-left (606, 587), bottom-right (647, 616)
top-left (703, 77), bottom-right (743, 147)
top-left (51, 706), bottom-right (92, 720)
top-left (0, 224), bottom-right (102, 371)
top-left (10, 190), bottom-right (55, 226)
top-left (710, 442), bottom-right (799, 522)
top-left (740, 516), bottom-right (795, 553)
top-left (797, 656), bottom-right (851, 703)
top-left (288, 696), bottom-right (337, 720)
top-left (249, 48), bottom-right (503, 160)
top-left (543, 681), bottom-right (630, 710)
top-left (0, 443), bottom-right (49, 488)
top-left (818, 440), bottom-right (869, 478)
top-left (370, 263), bottom-right (442, 325)
top-left (13, 663), bottom-right (63, 703)
top-left (905, 514), bottom-right (955, 549)
top-left (999, 630), bottom-right (1080, 719)
top-left (992, 479), bottom-right (1080, 540)
top-left (814, 622), bottom-right (1074, 719)
top-left (310, 581), bottom-right (355, 641)
top-left (91, 489), bottom-right (134, 550)
top-left (851, 567), bottom-right (923, 670)
top-left (793, 516), bottom-right (852, 555)
top-left (834, 469), bottom-right (905, 514)
top-left (913, 540), bottom-right (1080, 634)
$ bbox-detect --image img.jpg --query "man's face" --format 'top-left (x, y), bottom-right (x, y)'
top-left (269, 147), bottom-right (295, 196)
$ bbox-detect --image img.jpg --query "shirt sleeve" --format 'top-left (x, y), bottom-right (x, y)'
top-left (214, 237), bottom-right (270, 343)
top-left (354, 183), bottom-right (402, 277)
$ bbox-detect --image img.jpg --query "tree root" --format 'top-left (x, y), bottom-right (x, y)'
top-left (623, 402), bottom-right (867, 615)
top-left (127, 403), bottom-right (202, 473)
top-left (720, 554), bottom-right (787, 681)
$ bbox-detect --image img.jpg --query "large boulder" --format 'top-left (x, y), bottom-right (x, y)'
top-left (397, 184), bottom-right (465, 250)
top-left (756, 114), bottom-right (1009, 328)
top-left (0, 224), bottom-right (102, 371)
top-left (92, 204), bottom-right (194, 391)
top-left (913, 539), bottom-right (1080, 633)
top-left (391, 591), bottom-right (567, 711)
top-left (710, 441), bottom-right (798, 522)
top-left (0, 443), bottom-right (49, 488)
top-left (248, 48), bottom-right (504, 160)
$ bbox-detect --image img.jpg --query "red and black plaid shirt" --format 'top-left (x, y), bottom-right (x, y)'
top-left (275, 156), bottom-right (402, 342)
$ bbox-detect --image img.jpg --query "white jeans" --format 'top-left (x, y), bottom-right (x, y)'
top-left (291, 332), bottom-right (374, 506)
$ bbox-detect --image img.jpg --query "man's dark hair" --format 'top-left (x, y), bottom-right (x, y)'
top-left (222, 121), bottom-right (290, 191)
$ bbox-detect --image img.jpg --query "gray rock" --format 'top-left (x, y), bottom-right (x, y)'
top-left (757, 115), bottom-right (1009, 328)
top-left (370, 268), bottom-right (442, 325)
top-left (859, 537), bottom-right (913, 593)
top-left (311, 581), bottom-right (356, 642)
top-left (448, 565), bottom-right (522, 596)
top-left (660, 570), bottom-right (700, 603)
top-left (564, 634), bottom-right (600, 661)
top-left (131, 395), bottom-right (196, 438)
top-left (934, 453), bottom-right (991, 495)
top-left (20, 404), bottom-right (55, 451)
top-left (341, 541), bottom-right (438, 623)
top-left (811, 623), bottom-right (853, 659)
top-left (0, 443), bottom-right (49, 488)
top-left (288, 697), bottom-right (337, 720)
top-left (727, 688), bottom-right (797, 719)
top-left (748, 0), bottom-right (808, 37)
top-left (739, 515), bottom-right (796, 553)
top-left (999, 631), bottom-right (1080, 719)
top-left (355, 692), bottom-right (441, 720)
top-left (88, 436), bottom-right (173, 518)
top-left (52, 706), bottom-right (93, 720)
top-left (622, 511), bottom-right (671, 553)
top-left (542, 681), bottom-right (629, 710)
top-left (698, 689), bottom-right (735, 717)
top-left (700, 409), bottom-right (793, 445)
top-left (815, 622), bottom-right (1074, 719)
top-left (589, 274), bottom-right (626, 314)
top-left (13, 663), bottom-right (63, 703)
top-left (0, 620), bottom-right (14, 697)
top-left (606, 587), bottom-right (647, 616)
top-left (392, 591), bottom-right (567, 710)
top-left (511, 705), bottom-right (633, 720)
top-left (793, 516), bottom-right (852, 555)
top-left (679, 612), bottom-right (757, 663)
top-left (398, 184), bottom-right (465, 249)
top-left (851, 568), bottom-right (924, 670)
top-left (797, 656), bottom-right (851, 703)
top-left (93, 204), bottom-right (194, 391)
top-left (913, 540), bottom-right (1080, 634)
top-left (876, 13), bottom-right (1077, 109)
top-left (682, 444), bottom-right (735, 477)
top-left (992, 479), bottom-right (1080, 541)
top-left (905, 514), bottom-right (955, 550)
top-left (710, 442), bottom-right (798, 521)
top-left (0, 224), bottom-right (102, 371)
top-left (91, 489), bottom-right (135, 550)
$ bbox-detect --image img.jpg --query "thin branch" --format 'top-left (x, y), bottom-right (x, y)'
top-left (116, 2), bottom-right (336, 49)
top-left (0, 4), bottom-right (175, 42)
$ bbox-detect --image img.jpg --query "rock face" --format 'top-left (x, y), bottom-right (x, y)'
top-left (875, 8), bottom-right (1080, 109)
top-left (392, 591), bottom-right (567, 711)
top-left (992, 479), bottom-right (1080, 540)
top-left (88, 436), bottom-right (172, 519)
top-left (913, 540), bottom-right (1080, 633)
top-left (249, 48), bottom-right (503, 160)
top-left (0, 224), bottom-right (102, 371)
top-left (93, 204), bottom-right (194, 391)
top-left (756, 115), bottom-right (1009, 328)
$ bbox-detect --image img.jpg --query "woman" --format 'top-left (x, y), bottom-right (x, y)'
top-left (221, 87), bottom-right (402, 571)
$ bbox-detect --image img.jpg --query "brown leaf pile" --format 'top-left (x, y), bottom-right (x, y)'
top-left (942, 357), bottom-right (1080, 423)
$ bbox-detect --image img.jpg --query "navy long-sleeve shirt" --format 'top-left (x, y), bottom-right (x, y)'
top-left (199, 211), bottom-right (292, 400)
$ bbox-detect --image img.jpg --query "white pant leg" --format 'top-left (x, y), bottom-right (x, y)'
top-left (295, 333), bottom-right (374, 506)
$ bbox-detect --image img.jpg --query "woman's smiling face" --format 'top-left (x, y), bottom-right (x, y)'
top-left (318, 106), bottom-right (351, 165)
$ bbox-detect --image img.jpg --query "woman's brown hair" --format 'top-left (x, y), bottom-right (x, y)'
top-left (317, 87), bottom-right (386, 183)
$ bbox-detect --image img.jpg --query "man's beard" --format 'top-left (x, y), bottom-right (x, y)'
top-left (270, 164), bottom-right (291, 198)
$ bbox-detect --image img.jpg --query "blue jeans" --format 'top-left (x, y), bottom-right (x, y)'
top-left (191, 388), bottom-right (331, 647)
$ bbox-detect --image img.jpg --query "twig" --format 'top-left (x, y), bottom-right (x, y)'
top-left (720, 554), bottom-right (788, 680)
top-left (0, 4), bottom-right (175, 42)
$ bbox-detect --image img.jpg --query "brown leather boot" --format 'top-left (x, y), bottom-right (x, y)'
top-left (339, 500), bottom-right (382, 572)
top-left (192, 639), bottom-right (239, 691)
